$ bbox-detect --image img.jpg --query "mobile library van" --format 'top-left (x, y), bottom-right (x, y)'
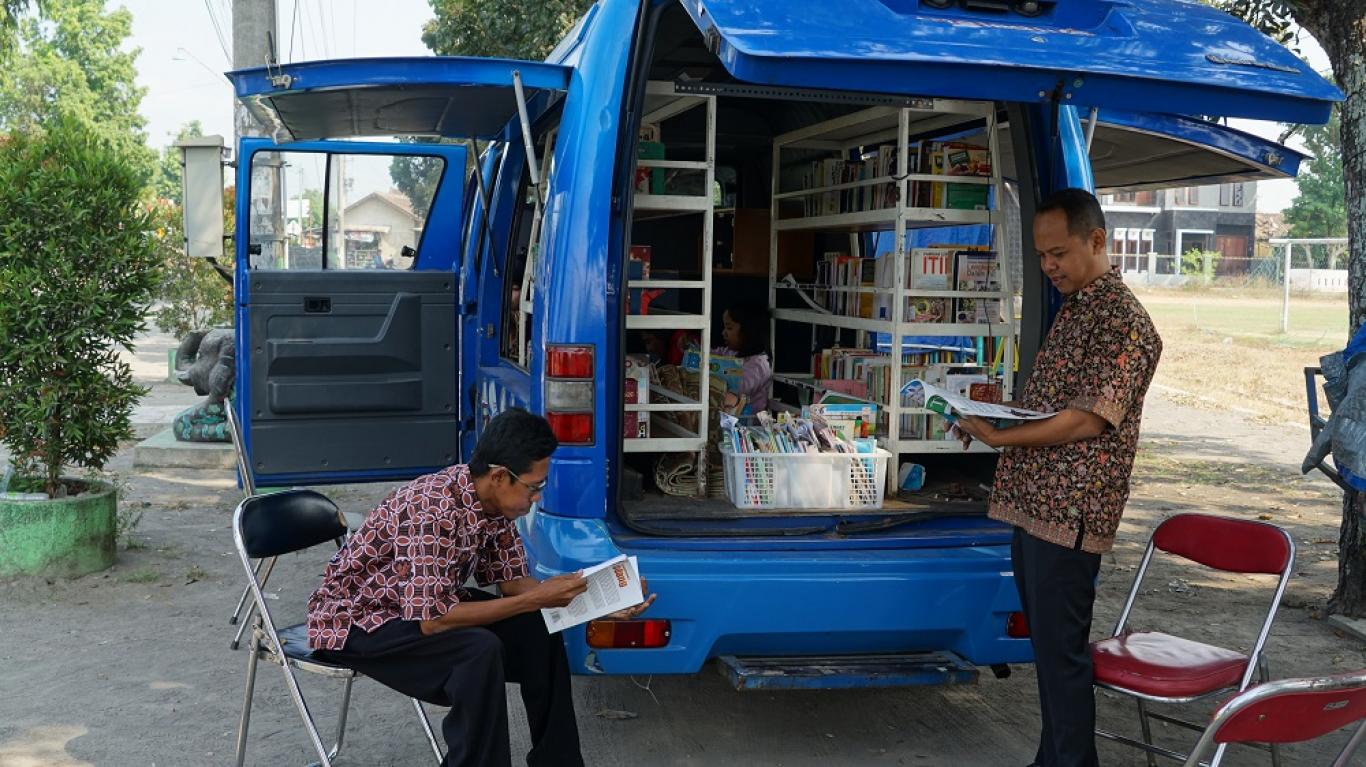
top-left (189, 0), bottom-right (1338, 685)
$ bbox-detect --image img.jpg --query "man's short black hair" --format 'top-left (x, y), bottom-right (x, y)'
top-left (1037, 187), bottom-right (1106, 240)
top-left (469, 407), bottom-right (558, 477)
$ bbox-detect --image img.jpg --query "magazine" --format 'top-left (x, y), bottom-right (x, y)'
top-left (901, 378), bottom-right (1052, 421)
top-left (541, 555), bottom-right (645, 633)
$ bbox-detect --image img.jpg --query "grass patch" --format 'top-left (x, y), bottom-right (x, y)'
top-left (184, 565), bottom-right (209, 584)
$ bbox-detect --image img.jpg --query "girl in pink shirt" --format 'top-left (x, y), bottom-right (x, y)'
top-left (716, 304), bottom-right (772, 413)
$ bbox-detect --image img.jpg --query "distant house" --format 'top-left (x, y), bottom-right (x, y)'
top-left (338, 190), bottom-right (423, 269)
top-left (1101, 182), bottom-right (1257, 277)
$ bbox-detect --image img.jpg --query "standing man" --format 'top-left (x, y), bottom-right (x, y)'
top-left (307, 407), bottom-right (653, 767)
top-left (952, 188), bottom-right (1162, 767)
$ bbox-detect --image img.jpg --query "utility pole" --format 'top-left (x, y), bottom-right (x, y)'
top-left (233, 0), bottom-right (284, 267)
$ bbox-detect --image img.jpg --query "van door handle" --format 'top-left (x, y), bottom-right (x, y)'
top-left (304, 297), bottom-right (331, 313)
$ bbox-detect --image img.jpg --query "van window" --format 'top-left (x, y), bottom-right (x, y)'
top-left (246, 150), bottom-right (444, 270)
top-left (500, 124), bottom-right (560, 367)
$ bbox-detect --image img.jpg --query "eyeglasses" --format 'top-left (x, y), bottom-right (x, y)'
top-left (489, 464), bottom-right (548, 493)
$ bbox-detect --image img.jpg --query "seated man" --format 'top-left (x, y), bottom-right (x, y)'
top-left (307, 407), bottom-right (652, 767)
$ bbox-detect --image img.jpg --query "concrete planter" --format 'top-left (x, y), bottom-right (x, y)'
top-left (0, 479), bottom-right (117, 577)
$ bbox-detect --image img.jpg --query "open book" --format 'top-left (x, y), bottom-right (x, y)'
top-left (901, 378), bottom-right (1053, 421)
top-left (541, 555), bottom-right (645, 634)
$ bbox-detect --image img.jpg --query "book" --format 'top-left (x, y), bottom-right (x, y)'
top-left (902, 378), bottom-right (1051, 422)
top-left (907, 247), bottom-right (954, 322)
top-left (623, 354), bottom-right (650, 439)
top-left (541, 555), bottom-right (645, 633)
top-left (952, 250), bottom-right (1004, 324)
top-left (635, 140), bottom-right (665, 195)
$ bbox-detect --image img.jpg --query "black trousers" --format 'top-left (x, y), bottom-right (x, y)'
top-left (1012, 526), bottom-right (1102, 767)
top-left (318, 592), bottom-right (584, 767)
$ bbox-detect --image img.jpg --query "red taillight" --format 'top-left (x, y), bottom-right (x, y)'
top-left (586, 619), bottom-right (672, 649)
top-left (546, 412), bottom-right (593, 445)
top-left (546, 344), bottom-right (595, 445)
top-left (547, 345), bottom-right (594, 379)
top-left (1007, 611), bottom-right (1030, 638)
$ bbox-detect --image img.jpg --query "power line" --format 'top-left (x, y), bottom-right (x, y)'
top-left (288, 0), bottom-right (300, 62)
top-left (313, 0), bottom-right (330, 59)
top-left (203, 0), bottom-right (231, 63)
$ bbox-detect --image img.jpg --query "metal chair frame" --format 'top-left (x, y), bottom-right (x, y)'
top-left (1184, 669), bottom-right (1366, 767)
top-left (1094, 513), bottom-right (1296, 767)
top-left (231, 490), bottom-right (444, 767)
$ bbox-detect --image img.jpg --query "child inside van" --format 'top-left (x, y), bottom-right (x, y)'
top-left (716, 304), bottom-right (772, 413)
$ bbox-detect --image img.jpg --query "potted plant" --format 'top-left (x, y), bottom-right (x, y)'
top-left (0, 117), bottom-right (160, 577)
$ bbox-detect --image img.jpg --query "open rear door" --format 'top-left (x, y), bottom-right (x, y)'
top-left (227, 57), bottom-right (570, 487)
top-left (681, 0), bottom-right (1339, 124)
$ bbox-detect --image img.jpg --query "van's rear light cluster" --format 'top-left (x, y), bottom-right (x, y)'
top-left (1007, 611), bottom-right (1030, 638)
top-left (545, 345), bottom-right (594, 445)
top-left (586, 619), bottom-right (672, 649)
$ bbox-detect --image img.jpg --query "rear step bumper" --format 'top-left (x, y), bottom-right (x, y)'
top-left (718, 651), bottom-right (978, 691)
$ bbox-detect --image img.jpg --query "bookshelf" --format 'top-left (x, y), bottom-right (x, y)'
top-left (622, 81), bottom-right (717, 496)
top-left (768, 101), bottom-right (1017, 486)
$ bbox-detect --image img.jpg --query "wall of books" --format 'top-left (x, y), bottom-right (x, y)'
top-left (769, 100), bottom-right (1017, 493)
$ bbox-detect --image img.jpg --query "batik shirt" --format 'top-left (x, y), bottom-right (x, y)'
top-left (307, 465), bottom-right (529, 650)
top-left (988, 269), bottom-right (1162, 554)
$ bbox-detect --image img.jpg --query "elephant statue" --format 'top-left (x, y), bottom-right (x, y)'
top-left (172, 328), bottom-right (236, 443)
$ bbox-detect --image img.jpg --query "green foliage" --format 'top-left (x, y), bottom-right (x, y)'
top-left (1285, 105), bottom-right (1347, 239)
top-left (390, 149), bottom-right (447, 219)
top-left (0, 118), bottom-right (161, 497)
top-left (0, 0), bottom-right (41, 59)
top-left (421, 0), bottom-right (594, 60)
top-left (0, 0), bottom-right (155, 185)
top-left (1203, 1), bottom-right (1297, 47)
top-left (1181, 248), bottom-right (1221, 278)
top-left (150, 199), bottom-right (234, 338)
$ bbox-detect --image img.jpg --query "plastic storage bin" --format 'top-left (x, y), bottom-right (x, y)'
top-left (721, 445), bottom-right (891, 510)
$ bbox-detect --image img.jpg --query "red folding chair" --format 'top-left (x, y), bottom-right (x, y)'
top-left (1091, 513), bottom-right (1295, 767)
top-left (1184, 669), bottom-right (1366, 767)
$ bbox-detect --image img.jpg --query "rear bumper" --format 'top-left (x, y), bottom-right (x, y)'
top-left (520, 511), bottom-right (1032, 676)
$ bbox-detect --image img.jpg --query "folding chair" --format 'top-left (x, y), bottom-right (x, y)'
top-left (232, 489), bottom-right (444, 767)
top-left (1184, 669), bottom-right (1366, 767)
top-left (1091, 513), bottom-right (1295, 767)
top-left (225, 403), bottom-right (270, 650)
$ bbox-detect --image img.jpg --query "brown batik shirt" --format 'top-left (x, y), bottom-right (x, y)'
top-left (307, 465), bottom-right (529, 651)
top-left (988, 269), bottom-right (1162, 554)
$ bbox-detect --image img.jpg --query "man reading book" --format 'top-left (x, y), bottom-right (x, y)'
top-left (306, 408), bottom-right (655, 767)
top-left (951, 189), bottom-right (1161, 767)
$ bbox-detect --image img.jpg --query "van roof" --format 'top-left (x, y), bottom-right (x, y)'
top-left (682, 0), bottom-right (1340, 124)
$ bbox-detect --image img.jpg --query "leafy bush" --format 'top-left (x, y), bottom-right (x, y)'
top-left (0, 118), bottom-right (160, 497)
top-left (150, 196), bottom-right (234, 338)
top-left (1180, 248), bottom-right (1221, 278)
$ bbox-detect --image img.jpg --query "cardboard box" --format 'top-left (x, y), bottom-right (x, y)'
top-left (624, 354), bottom-right (651, 438)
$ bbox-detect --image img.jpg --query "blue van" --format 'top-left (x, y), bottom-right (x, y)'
top-left (211, 0), bottom-right (1338, 686)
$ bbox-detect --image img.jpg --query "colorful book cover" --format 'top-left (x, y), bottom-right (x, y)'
top-left (952, 250), bottom-right (1003, 324)
top-left (907, 247), bottom-right (953, 322)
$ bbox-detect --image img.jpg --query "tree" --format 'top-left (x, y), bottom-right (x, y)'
top-left (421, 0), bottom-right (593, 60)
top-left (0, 0), bottom-right (40, 59)
top-left (390, 151), bottom-right (446, 219)
top-left (0, 0), bottom-right (155, 185)
top-left (1207, 0), bottom-right (1366, 618)
top-left (0, 117), bottom-right (160, 497)
top-left (1284, 106), bottom-right (1347, 240)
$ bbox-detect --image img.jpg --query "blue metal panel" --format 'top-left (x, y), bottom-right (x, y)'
top-left (530, 0), bottom-right (640, 522)
top-left (232, 137), bottom-right (468, 488)
top-left (1093, 110), bottom-right (1305, 191)
top-left (679, 0), bottom-right (1340, 124)
top-left (519, 511), bottom-right (1029, 675)
top-left (226, 57), bottom-right (572, 141)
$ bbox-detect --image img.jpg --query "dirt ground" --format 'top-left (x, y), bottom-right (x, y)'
top-left (2, 320), bottom-right (1365, 765)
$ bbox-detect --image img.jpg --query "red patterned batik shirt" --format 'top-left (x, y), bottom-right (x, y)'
top-left (307, 465), bottom-right (529, 650)
top-left (988, 269), bottom-right (1162, 554)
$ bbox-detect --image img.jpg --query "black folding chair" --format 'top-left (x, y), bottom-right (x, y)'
top-left (231, 489), bottom-right (443, 766)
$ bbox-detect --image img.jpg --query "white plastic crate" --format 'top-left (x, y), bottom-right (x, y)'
top-left (720, 445), bottom-right (891, 510)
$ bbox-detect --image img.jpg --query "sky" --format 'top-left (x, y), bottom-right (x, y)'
top-left (120, 2), bottom-right (1335, 213)
top-left (122, 0), bottom-right (433, 150)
